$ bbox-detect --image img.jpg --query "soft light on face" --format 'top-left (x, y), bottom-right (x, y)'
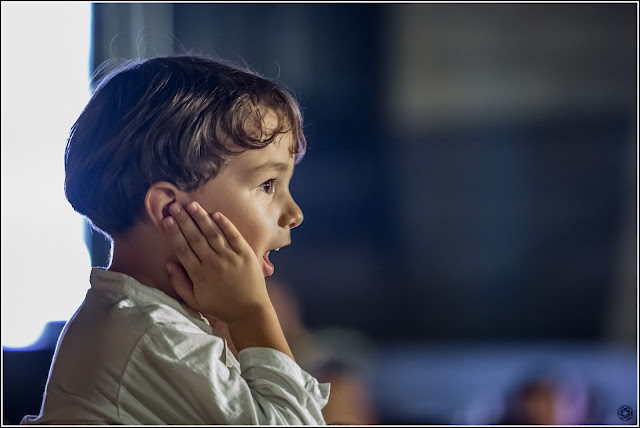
top-left (189, 129), bottom-right (303, 276)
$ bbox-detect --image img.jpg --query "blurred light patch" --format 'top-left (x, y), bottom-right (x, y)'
top-left (1, 3), bottom-right (92, 349)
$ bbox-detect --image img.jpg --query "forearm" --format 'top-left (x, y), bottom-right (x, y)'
top-left (227, 304), bottom-right (295, 362)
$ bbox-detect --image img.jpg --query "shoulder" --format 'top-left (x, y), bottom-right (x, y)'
top-left (84, 268), bottom-right (209, 338)
top-left (55, 281), bottom-right (218, 372)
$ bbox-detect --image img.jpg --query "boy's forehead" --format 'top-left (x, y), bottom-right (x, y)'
top-left (221, 104), bottom-right (299, 173)
top-left (230, 132), bottom-right (296, 172)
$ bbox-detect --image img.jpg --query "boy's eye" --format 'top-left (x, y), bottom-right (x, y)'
top-left (260, 179), bottom-right (276, 194)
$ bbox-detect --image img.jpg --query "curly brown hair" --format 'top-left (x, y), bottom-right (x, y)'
top-left (64, 55), bottom-right (306, 238)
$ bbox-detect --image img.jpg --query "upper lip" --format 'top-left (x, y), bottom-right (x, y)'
top-left (270, 241), bottom-right (291, 252)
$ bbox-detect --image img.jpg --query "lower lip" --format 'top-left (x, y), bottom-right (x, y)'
top-left (262, 252), bottom-right (274, 277)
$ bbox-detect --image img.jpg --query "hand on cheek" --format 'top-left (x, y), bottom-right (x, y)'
top-left (162, 201), bottom-right (271, 325)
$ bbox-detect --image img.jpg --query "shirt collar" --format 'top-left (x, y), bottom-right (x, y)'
top-left (89, 267), bottom-right (211, 334)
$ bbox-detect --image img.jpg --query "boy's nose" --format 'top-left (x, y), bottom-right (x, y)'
top-left (280, 198), bottom-right (304, 229)
top-left (289, 205), bottom-right (304, 229)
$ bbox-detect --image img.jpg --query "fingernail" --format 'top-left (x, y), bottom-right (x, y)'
top-left (213, 212), bottom-right (221, 221)
top-left (169, 203), bottom-right (181, 215)
top-left (187, 202), bottom-right (199, 214)
top-left (164, 216), bottom-right (175, 227)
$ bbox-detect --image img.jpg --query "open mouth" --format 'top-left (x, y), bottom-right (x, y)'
top-left (262, 246), bottom-right (285, 277)
top-left (262, 251), bottom-right (275, 277)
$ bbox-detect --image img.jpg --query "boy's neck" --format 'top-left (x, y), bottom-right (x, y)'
top-left (108, 224), bottom-right (179, 300)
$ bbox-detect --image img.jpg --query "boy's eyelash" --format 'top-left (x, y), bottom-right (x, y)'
top-left (260, 178), bottom-right (276, 194)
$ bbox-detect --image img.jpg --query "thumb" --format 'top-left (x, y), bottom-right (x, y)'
top-left (166, 262), bottom-right (197, 308)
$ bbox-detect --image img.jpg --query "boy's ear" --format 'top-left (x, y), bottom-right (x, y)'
top-left (144, 182), bottom-right (187, 231)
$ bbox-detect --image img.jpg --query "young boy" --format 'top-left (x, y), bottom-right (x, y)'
top-left (21, 55), bottom-right (329, 425)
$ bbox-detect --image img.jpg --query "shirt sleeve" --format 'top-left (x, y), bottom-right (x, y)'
top-left (116, 321), bottom-right (330, 425)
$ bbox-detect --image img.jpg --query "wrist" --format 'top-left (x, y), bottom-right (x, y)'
top-left (227, 303), bottom-right (294, 361)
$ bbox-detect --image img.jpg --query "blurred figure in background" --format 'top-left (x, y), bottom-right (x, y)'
top-left (463, 369), bottom-right (602, 425)
top-left (266, 277), bottom-right (379, 425)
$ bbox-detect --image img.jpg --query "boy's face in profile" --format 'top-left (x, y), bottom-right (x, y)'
top-left (187, 114), bottom-right (303, 277)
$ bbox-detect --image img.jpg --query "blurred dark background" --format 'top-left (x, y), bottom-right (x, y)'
top-left (3, 2), bottom-right (637, 425)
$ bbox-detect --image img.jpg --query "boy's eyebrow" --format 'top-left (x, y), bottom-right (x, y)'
top-left (249, 161), bottom-right (291, 174)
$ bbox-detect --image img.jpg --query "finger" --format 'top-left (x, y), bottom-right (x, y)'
top-left (185, 202), bottom-right (229, 255)
top-left (169, 202), bottom-right (216, 259)
top-left (163, 214), bottom-right (201, 272)
top-left (212, 211), bottom-right (250, 254)
top-left (166, 262), bottom-right (198, 309)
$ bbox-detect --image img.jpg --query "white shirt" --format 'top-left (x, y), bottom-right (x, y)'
top-left (21, 268), bottom-right (329, 425)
